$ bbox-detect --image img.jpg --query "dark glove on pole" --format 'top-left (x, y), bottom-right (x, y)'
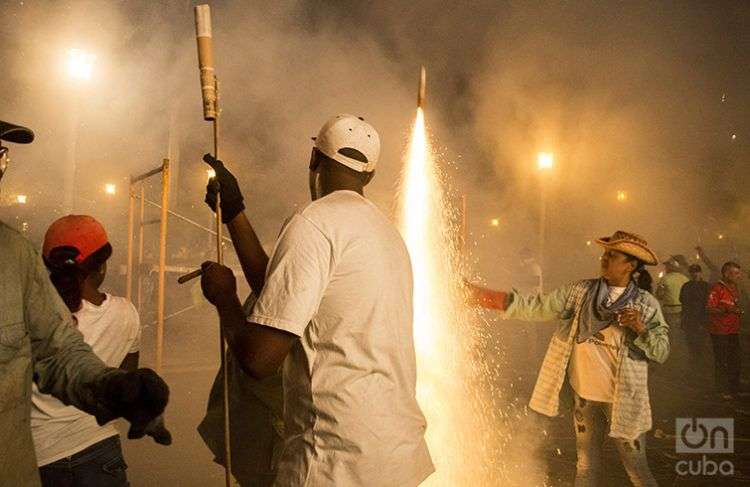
top-left (94, 368), bottom-right (172, 445)
top-left (203, 153), bottom-right (245, 223)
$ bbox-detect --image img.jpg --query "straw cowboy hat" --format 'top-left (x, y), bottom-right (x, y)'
top-left (595, 230), bottom-right (659, 266)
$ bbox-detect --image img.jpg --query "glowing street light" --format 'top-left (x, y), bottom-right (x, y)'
top-left (616, 190), bottom-right (627, 202)
top-left (537, 152), bottom-right (554, 170)
top-left (586, 240), bottom-right (592, 246)
top-left (718, 234), bottom-right (724, 240)
top-left (66, 48), bottom-right (96, 81)
top-left (16, 194), bottom-right (27, 204)
top-left (490, 218), bottom-right (500, 227)
top-left (207, 168), bottom-right (216, 180)
top-left (104, 183), bottom-right (117, 195)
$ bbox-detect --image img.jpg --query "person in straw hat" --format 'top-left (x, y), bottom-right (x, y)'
top-left (466, 230), bottom-right (669, 487)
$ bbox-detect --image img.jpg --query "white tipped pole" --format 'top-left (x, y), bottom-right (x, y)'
top-left (195, 5), bottom-right (231, 487)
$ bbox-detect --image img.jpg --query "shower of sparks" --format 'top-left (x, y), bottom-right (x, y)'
top-left (397, 108), bottom-right (538, 486)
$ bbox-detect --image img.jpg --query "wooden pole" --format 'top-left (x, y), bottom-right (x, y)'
top-left (156, 159), bottom-right (170, 373)
top-left (195, 7), bottom-right (231, 481)
top-left (213, 79), bottom-right (232, 487)
top-left (136, 184), bottom-right (146, 313)
top-left (126, 186), bottom-right (135, 301)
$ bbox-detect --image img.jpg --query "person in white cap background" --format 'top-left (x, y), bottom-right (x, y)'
top-left (199, 114), bottom-right (434, 486)
top-left (466, 231), bottom-right (669, 487)
top-left (0, 120), bottom-right (171, 487)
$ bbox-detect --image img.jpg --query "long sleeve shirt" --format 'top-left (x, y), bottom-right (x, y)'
top-left (0, 223), bottom-right (111, 486)
top-left (707, 281), bottom-right (741, 335)
top-left (501, 279), bottom-right (669, 440)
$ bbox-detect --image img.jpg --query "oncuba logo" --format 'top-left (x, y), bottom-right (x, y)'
top-left (675, 418), bottom-right (734, 477)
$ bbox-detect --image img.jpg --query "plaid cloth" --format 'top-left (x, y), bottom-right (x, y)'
top-left (503, 279), bottom-right (670, 440)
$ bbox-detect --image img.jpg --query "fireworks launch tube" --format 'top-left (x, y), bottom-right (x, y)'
top-left (195, 4), bottom-right (217, 121)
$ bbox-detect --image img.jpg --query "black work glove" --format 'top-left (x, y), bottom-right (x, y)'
top-left (95, 368), bottom-right (172, 445)
top-left (203, 153), bottom-right (245, 224)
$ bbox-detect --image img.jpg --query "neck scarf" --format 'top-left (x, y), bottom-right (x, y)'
top-left (577, 278), bottom-right (639, 343)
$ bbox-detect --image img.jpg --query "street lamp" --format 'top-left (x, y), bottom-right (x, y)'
top-left (537, 152), bottom-right (554, 170)
top-left (16, 194), bottom-right (27, 204)
top-left (207, 168), bottom-right (216, 180)
top-left (104, 183), bottom-right (117, 195)
top-left (66, 49), bottom-right (96, 81)
top-left (62, 48), bottom-right (96, 214)
top-left (536, 151), bottom-right (554, 293)
top-left (617, 190), bottom-right (627, 202)
top-left (490, 218), bottom-right (500, 227)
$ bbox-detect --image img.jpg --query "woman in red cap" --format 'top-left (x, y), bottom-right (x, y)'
top-left (31, 215), bottom-right (141, 487)
top-left (466, 231), bottom-right (669, 487)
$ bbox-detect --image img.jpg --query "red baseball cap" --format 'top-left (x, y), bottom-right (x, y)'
top-left (43, 215), bottom-right (109, 264)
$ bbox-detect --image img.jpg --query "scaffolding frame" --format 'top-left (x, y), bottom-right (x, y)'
top-left (126, 159), bottom-right (170, 372)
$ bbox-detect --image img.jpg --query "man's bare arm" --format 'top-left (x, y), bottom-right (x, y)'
top-left (214, 292), bottom-right (296, 379)
top-left (227, 213), bottom-right (269, 294)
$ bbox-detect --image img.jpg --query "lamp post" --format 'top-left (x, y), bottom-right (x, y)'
top-left (63, 48), bottom-right (96, 213)
top-left (536, 152), bottom-right (554, 292)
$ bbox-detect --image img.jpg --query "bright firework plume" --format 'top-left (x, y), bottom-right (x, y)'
top-left (397, 107), bottom-right (493, 485)
top-left (398, 107), bottom-right (549, 486)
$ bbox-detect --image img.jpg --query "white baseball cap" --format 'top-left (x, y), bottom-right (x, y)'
top-left (312, 114), bottom-right (380, 173)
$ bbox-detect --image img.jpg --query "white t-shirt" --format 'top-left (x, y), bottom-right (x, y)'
top-left (31, 294), bottom-right (141, 466)
top-left (249, 191), bottom-right (434, 487)
top-left (568, 286), bottom-right (627, 403)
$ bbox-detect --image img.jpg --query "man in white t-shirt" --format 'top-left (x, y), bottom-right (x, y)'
top-left (200, 114), bottom-right (434, 486)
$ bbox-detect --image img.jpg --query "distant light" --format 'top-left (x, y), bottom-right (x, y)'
top-left (104, 183), bottom-right (116, 195)
top-left (207, 168), bottom-right (216, 180)
top-left (586, 240), bottom-right (592, 246)
top-left (718, 234), bottom-right (724, 240)
top-left (537, 152), bottom-right (554, 170)
top-left (66, 48), bottom-right (95, 81)
top-left (731, 134), bottom-right (737, 141)
top-left (616, 190), bottom-right (627, 202)
top-left (16, 194), bottom-right (27, 204)
top-left (721, 93), bottom-right (727, 103)
top-left (658, 271), bottom-right (664, 279)
top-left (490, 218), bottom-right (500, 227)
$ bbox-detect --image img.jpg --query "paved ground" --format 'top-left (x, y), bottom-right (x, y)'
top-left (121, 301), bottom-right (750, 486)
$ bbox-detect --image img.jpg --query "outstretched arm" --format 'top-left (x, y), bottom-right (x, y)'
top-left (696, 246), bottom-right (718, 276)
top-left (23, 243), bottom-right (170, 444)
top-left (464, 279), bottom-right (575, 322)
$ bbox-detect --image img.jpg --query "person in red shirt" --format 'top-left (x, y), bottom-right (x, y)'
top-left (706, 261), bottom-right (743, 398)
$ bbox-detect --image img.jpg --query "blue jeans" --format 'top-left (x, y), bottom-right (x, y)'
top-left (38, 435), bottom-right (129, 487)
top-left (573, 394), bottom-right (657, 487)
